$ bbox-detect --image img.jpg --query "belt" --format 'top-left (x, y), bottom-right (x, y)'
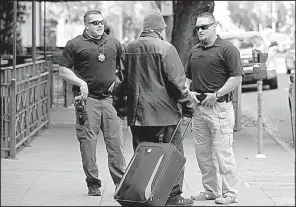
top-left (196, 92), bottom-right (233, 103)
top-left (91, 92), bottom-right (111, 100)
top-left (74, 91), bottom-right (111, 100)
top-left (217, 93), bottom-right (233, 103)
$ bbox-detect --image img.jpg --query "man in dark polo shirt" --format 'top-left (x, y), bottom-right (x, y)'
top-left (185, 12), bottom-right (244, 205)
top-left (59, 10), bottom-right (126, 196)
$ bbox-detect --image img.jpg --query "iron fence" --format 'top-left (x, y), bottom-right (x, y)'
top-left (0, 54), bottom-right (74, 158)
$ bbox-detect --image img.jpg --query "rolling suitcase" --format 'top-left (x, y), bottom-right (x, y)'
top-left (114, 117), bottom-right (192, 206)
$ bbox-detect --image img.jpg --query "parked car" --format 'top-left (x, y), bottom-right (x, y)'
top-left (288, 72), bottom-right (295, 145)
top-left (266, 32), bottom-right (293, 53)
top-left (221, 31), bottom-right (278, 89)
top-left (285, 42), bottom-right (295, 74)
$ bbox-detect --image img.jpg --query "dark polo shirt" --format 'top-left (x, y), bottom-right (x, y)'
top-left (185, 36), bottom-right (244, 93)
top-left (60, 31), bottom-right (124, 99)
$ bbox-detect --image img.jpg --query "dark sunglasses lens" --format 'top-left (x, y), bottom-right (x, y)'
top-left (196, 25), bottom-right (207, 31)
top-left (196, 23), bottom-right (214, 31)
top-left (90, 21), bottom-right (104, 25)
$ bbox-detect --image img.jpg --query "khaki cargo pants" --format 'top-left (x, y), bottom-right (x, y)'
top-left (192, 101), bottom-right (239, 197)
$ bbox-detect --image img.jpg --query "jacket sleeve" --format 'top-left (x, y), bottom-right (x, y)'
top-left (161, 45), bottom-right (188, 101)
top-left (112, 43), bottom-right (128, 99)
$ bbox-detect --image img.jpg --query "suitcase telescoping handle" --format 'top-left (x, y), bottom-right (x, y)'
top-left (168, 117), bottom-right (193, 149)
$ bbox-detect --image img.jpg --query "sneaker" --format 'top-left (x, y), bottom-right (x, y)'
top-left (191, 192), bottom-right (216, 201)
top-left (215, 195), bottom-right (238, 205)
top-left (88, 184), bottom-right (101, 196)
top-left (166, 195), bottom-right (194, 206)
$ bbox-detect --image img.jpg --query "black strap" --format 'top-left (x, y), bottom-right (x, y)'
top-left (168, 117), bottom-right (193, 149)
top-left (217, 92), bottom-right (233, 103)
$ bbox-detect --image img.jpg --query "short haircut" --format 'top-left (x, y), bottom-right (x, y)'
top-left (84, 10), bottom-right (102, 23)
top-left (196, 12), bottom-right (216, 22)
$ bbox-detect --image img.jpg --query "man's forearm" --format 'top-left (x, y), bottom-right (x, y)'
top-left (217, 76), bottom-right (242, 97)
top-left (59, 66), bottom-right (86, 87)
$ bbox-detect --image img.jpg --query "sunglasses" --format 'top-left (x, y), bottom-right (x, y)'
top-left (195, 22), bottom-right (215, 31)
top-left (88, 20), bottom-right (104, 26)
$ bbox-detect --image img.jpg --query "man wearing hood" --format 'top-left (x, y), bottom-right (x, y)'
top-left (116, 10), bottom-right (195, 206)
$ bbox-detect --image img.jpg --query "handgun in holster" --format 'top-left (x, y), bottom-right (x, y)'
top-left (75, 99), bottom-right (87, 125)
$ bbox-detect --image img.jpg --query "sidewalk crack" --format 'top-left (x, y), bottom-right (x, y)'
top-left (260, 186), bottom-right (277, 206)
top-left (17, 172), bottom-right (43, 205)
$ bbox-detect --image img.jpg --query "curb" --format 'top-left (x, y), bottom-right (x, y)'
top-left (241, 107), bottom-right (295, 158)
top-left (263, 127), bottom-right (295, 157)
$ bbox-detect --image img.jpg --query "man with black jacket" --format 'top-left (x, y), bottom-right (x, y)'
top-left (115, 10), bottom-right (195, 206)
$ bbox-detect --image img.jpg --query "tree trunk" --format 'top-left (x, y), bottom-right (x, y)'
top-left (171, 1), bottom-right (215, 65)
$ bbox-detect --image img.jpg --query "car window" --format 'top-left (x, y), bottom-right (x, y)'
top-left (225, 35), bottom-right (264, 49)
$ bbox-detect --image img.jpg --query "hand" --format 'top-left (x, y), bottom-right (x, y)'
top-left (179, 93), bottom-right (195, 118)
top-left (201, 93), bottom-right (218, 107)
top-left (182, 105), bottom-right (195, 118)
top-left (113, 96), bottom-right (127, 118)
top-left (188, 91), bottom-right (200, 104)
top-left (76, 81), bottom-right (88, 101)
top-left (117, 108), bottom-right (127, 118)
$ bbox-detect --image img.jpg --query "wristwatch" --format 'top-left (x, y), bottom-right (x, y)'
top-left (215, 91), bottom-right (221, 99)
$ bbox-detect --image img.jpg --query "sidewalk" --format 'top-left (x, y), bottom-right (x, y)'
top-left (1, 106), bottom-right (295, 206)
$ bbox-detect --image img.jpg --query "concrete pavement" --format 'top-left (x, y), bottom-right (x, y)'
top-left (1, 106), bottom-right (295, 206)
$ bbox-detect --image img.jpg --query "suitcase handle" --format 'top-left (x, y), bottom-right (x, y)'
top-left (168, 116), bottom-right (193, 148)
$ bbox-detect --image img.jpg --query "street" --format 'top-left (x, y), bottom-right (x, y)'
top-left (241, 54), bottom-right (294, 148)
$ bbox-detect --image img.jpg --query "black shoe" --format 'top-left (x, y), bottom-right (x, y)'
top-left (88, 184), bottom-right (101, 196)
top-left (166, 195), bottom-right (194, 206)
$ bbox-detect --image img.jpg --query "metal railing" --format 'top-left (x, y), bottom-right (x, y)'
top-left (51, 64), bottom-right (73, 108)
top-left (1, 59), bottom-right (51, 158)
top-left (1, 54), bottom-right (74, 158)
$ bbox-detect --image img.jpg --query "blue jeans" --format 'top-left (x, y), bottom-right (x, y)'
top-left (130, 125), bottom-right (184, 198)
top-left (75, 96), bottom-right (126, 187)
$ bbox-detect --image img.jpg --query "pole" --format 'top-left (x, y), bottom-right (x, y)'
top-left (43, 1), bottom-right (46, 57)
top-left (233, 83), bottom-right (242, 131)
top-left (32, 0), bottom-right (36, 65)
top-left (271, 1), bottom-right (276, 33)
top-left (39, 1), bottom-right (42, 48)
top-left (10, 79), bottom-right (17, 159)
top-left (10, 1), bottom-right (17, 159)
top-left (12, 1), bottom-right (17, 79)
top-left (255, 79), bottom-right (266, 158)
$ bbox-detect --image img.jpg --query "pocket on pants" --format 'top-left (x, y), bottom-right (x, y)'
top-left (76, 124), bottom-right (95, 142)
top-left (76, 124), bottom-right (87, 141)
top-left (218, 109), bottom-right (234, 135)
